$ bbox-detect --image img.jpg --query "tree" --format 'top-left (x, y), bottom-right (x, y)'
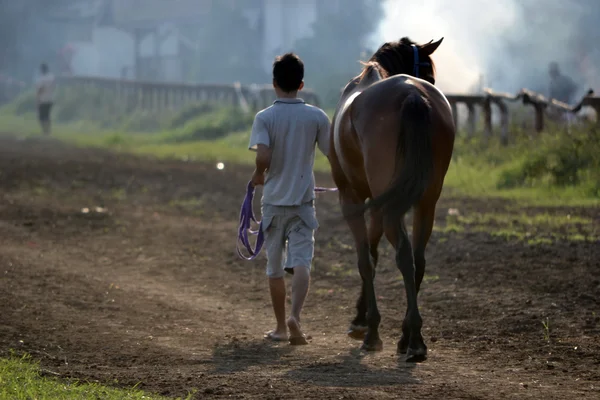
top-left (0, 0), bottom-right (78, 81)
top-left (179, 2), bottom-right (267, 85)
top-left (292, 0), bottom-right (385, 107)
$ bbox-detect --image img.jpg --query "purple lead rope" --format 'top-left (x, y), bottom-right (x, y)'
top-left (236, 182), bottom-right (264, 260)
top-left (236, 181), bottom-right (338, 260)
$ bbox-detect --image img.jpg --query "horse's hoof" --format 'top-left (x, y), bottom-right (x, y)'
top-left (397, 336), bottom-right (409, 354)
top-left (347, 325), bottom-right (367, 341)
top-left (360, 339), bottom-right (383, 352)
top-left (405, 346), bottom-right (427, 363)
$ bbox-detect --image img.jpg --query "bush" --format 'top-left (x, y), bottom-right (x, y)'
top-left (119, 109), bottom-right (172, 132)
top-left (0, 90), bottom-right (36, 115)
top-left (168, 107), bottom-right (254, 142)
top-left (1, 85), bottom-right (249, 135)
top-left (497, 126), bottom-right (600, 190)
top-left (53, 86), bottom-right (131, 128)
top-left (169, 102), bottom-right (219, 129)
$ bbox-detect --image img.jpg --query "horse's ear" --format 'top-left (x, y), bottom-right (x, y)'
top-left (422, 38), bottom-right (443, 55)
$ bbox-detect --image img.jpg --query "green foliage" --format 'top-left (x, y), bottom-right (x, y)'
top-left (0, 352), bottom-right (195, 399)
top-left (0, 85), bottom-right (252, 138)
top-left (168, 106), bottom-right (254, 142)
top-left (436, 210), bottom-right (598, 244)
top-left (443, 123), bottom-right (600, 204)
top-left (2, 86), bottom-right (598, 204)
top-left (168, 102), bottom-right (219, 129)
top-left (53, 86), bottom-right (132, 128)
top-left (496, 127), bottom-right (600, 195)
top-left (1, 90), bottom-right (37, 116)
top-left (119, 109), bottom-right (176, 132)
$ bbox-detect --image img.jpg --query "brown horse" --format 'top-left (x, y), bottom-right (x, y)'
top-left (328, 37), bottom-right (455, 362)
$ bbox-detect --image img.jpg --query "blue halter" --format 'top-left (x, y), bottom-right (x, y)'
top-left (411, 45), bottom-right (431, 78)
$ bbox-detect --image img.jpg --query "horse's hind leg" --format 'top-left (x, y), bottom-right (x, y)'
top-left (398, 200), bottom-right (437, 355)
top-left (341, 191), bottom-right (382, 352)
top-left (385, 218), bottom-right (427, 362)
top-left (348, 209), bottom-right (383, 340)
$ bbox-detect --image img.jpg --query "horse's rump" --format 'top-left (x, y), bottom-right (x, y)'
top-left (337, 75), bottom-right (449, 208)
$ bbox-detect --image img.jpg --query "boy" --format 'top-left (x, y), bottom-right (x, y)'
top-left (248, 53), bottom-right (331, 345)
top-left (35, 63), bottom-right (55, 136)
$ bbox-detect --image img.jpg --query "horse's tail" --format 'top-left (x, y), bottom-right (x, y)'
top-left (364, 91), bottom-right (434, 221)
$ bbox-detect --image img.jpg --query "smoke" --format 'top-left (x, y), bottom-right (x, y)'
top-left (375, 0), bottom-right (600, 97)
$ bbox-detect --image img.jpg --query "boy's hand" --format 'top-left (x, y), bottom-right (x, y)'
top-left (251, 170), bottom-right (265, 187)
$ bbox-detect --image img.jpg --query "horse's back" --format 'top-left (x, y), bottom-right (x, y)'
top-left (353, 74), bottom-right (453, 133)
top-left (332, 74), bottom-right (455, 200)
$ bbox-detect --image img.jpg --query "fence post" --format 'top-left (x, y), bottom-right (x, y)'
top-left (533, 103), bottom-right (545, 133)
top-left (466, 102), bottom-right (476, 138)
top-left (450, 101), bottom-right (458, 130)
top-left (496, 99), bottom-right (509, 146)
top-left (483, 96), bottom-right (492, 140)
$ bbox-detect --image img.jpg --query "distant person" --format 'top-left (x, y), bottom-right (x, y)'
top-left (248, 53), bottom-right (331, 345)
top-left (548, 62), bottom-right (577, 104)
top-left (35, 63), bottom-right (55, 136)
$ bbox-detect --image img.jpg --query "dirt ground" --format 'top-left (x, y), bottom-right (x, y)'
top-left (0, 135), bottom-right (598, 400)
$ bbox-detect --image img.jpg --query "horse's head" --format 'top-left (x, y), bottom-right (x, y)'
top-left (367, 37), bottom-right (443, 85)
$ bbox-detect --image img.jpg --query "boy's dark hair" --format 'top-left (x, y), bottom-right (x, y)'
top-left (40, 63), bottom-right (49, 74)
top-left (273, 53), bottom-right (304, 92)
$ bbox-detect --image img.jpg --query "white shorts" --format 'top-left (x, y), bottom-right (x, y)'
top-left (261, 202), bottom-right (318, 278)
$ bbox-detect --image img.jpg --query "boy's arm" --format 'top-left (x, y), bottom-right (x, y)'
top-left (316, 112), bottom-right (332, 158)
top-left (252, 144), bottom-right (272, 184)
top-left (248, 113), bottom-right (272, 186)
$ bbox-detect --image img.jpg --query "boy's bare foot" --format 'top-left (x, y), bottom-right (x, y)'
top-left (264, 329), bottom-right (287, 342)
top-left (287, 317), bottom-right (309, 345)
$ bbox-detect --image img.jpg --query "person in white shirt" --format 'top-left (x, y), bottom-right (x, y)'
top-left (35, 63), bottom-right (55, 135)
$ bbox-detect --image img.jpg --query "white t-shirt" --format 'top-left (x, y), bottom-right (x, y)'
top-left (248, 98), bottom-right (331, 206)
top-left (36, 73), bottom-right (55, 103)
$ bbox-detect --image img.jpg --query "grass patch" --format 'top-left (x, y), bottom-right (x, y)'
top-left (1, 88), bottom-right (598, 206)
top-left (168, 197), bottom-right (207, 216)
top-left (449, 211), bottom-right (592, 227)
top-left (436, 210), bottom-right (598, 244)
top-left (325, 262), bottom-right (356, 278)
top-left (433, 222), bottom-right (465, 234)
top-left (445, 127), bottom-right (600, 206)
top-left (422, 274), bottom-right (440, 283)
top-left (0, 352), bottom-right (194, 400)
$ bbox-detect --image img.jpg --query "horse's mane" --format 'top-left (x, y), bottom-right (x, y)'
top-left (363, 37), bottom-right (436, 77)
top-left (358, 61), bottom-right (388, 81)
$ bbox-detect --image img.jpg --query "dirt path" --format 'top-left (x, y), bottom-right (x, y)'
top-left (0, 136), bottom-right (598, 399)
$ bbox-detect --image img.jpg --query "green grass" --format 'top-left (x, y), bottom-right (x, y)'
top-left (0, 352), bottom-right (194, 400)
top-left (0, 113), bottom-right (331, 171)
top-left (1, 94), bottom-right (598, 207)
top-left (434, 209), bottom-right (599, 244)
top-left (446, 125), bottom-right (600, 206)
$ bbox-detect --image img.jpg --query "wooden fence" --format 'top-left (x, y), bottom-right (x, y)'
top-left (446, 88), bottom-right (599, 145)
top-left (56, 76), bottom-right (322, 113)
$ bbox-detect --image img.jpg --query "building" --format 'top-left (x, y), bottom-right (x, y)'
top-left (47, 0), bottom-right (341, 83)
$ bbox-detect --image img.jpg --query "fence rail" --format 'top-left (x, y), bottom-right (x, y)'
top-left (444, 87), bottom-right (599, 145)
top-left (56, 76), bottom-right (322, 113)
